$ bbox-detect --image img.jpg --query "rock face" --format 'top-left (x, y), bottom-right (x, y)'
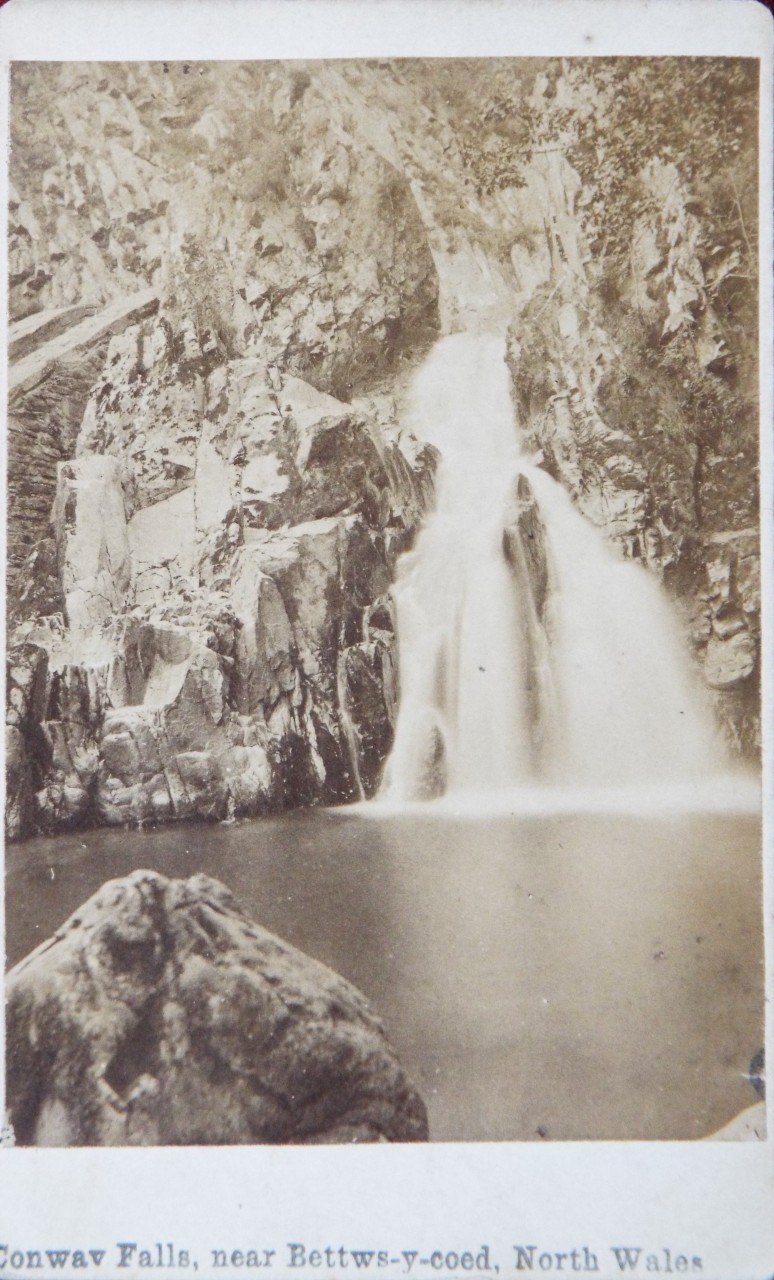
top-left (7, 59), bottom-right (761, 835)
top-left (505, 65), bottom-right (761, 757)
top-left (9, 63), bottom-right (439, 398)
top-left (6, 870), bottom-right (429, 1146)
top-left (8, 62), bottom-right (444, 836)
top-left (5, 644), bottom-right (50, 840)
top-left (7, 291), bottom-right (160, 609)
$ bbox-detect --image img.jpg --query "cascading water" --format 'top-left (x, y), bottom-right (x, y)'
top-left (380, 331), bottom-right (727, 804)
top-left (523, 463), bottom-right (721, 788)
top-left (382, 333), bottom-right (529, 799)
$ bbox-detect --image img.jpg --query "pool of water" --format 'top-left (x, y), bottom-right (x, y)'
top-left (5, 804), bottom-right (764, 1142)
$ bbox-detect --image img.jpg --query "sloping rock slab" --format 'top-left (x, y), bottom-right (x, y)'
top-left (6, 870), bottom-right (428, 1147)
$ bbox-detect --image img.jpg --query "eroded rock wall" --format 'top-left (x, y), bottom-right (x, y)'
top-left (8, 62), bottom-right (447, 837)
top-left (505, 68), bottom-right (761, 756)
top-left (11, 362), bottom-right (436, 833)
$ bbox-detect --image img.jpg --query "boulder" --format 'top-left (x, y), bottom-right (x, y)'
top-left (6, 870), bottom-right (428, 1146)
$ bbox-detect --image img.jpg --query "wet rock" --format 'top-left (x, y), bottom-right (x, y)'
top-left (34, 664), bottom-right (109, 833)
top-left (503, 473), bottom-right (550, 622)
top-left (391, 712), bottom-right (447, 802)
top-left (236, 516), bottom-right (394, 805)
top-left (340, 638), bottom-right (398, 797)
top-left (704, 629), bottom-right (756, 689)
top-left (6, 870), bottom-right (429, 1146)
top-left (417, 719), bottom-right (447, 801)
top-left (507, 135), bottom-right (760, 755)
top-left (5, 644), bottom-right (50, 839)
top-left (502, 474), bottom-right (555, 762)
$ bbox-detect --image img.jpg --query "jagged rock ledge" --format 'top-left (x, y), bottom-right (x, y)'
top-left (5, 869), bottom-right (429, 1146)
top-left (6, 355), bottom-right (438, 838)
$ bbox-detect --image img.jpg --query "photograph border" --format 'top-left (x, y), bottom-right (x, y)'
top-left (1, 2), bottom-right (772, 1277)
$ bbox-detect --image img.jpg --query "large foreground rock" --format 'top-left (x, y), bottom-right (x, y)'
top-left (5, 870), bottom-right (428, 1147)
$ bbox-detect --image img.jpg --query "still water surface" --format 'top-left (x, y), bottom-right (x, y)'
top-left (5, 806), bottom-right (763, 1142)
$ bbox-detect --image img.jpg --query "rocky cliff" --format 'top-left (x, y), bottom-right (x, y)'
top-left (502, 61), bottom-right (761, 755)
top-left (7, 58), bottom-right (760, 836)
top-left (8, 61), bottom-right (446, 836)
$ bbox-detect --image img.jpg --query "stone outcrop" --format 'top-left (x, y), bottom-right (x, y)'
top-left (6, 870), bottom-right (428, 1146)
top-left (8, 373), bottom-right (435, 833)
top-left (33, 663), bottom-right (108, 833)
top-left (9, 63), bottom-right (439, 399)
top-left (7, 62), bottom-right (444, 837)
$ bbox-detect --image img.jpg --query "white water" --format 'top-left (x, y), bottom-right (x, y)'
top-left (383, 333), bottom-right (527, 797)
top-left (381, 332), bottom-right (732, 805)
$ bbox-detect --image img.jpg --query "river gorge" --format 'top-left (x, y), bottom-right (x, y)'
top-left (5, 57), bottom-right (764, 1144)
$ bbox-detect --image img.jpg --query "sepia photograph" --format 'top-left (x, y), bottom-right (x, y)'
top-left (2, 42), bottom-right (767, 1161)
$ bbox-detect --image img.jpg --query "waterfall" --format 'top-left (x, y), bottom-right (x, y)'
top-left (380, 332), bottom-right (727, 804)
top-left (522, 464), bottom-right (721, 787)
